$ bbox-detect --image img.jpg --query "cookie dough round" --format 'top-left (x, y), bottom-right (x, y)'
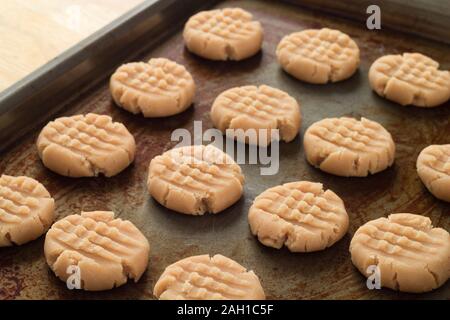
top-left (110, 58), bottom-right (195, 117)
top-left (417, 144), bottom-right (450, 202)
top-left (276, 28), bottom-right (360, 84)
top-left (248, 181), bottom-right (349, 252)
top-left (211, 85), bottom-right (301, 146)
top-left (44, 211), bottom-right (150, 291)
top-left (37, 113), bottom-right (135, 178)
top-left (369, 53), bottom-right (450, 107)
top-left (183, 8), bottom-right (263, 61)
top-left (147, 144), bottom-right (244, 215)
top-left (350, 213), bottom-right (450, 293)
top-left (304, 117), bottom-right (395, 177)
top-left (0, 175), bottom-right (55, 246)
top-left (154, 254), bottom-right (265, 300)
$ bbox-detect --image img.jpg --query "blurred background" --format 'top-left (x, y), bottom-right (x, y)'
top-left (0, 0), bottom-right (146, 92)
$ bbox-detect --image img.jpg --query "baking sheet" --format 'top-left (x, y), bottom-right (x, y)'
top-left (0, 0), bottom-right (449, 299)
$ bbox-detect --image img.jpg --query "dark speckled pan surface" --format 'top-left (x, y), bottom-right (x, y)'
top-left (0, 0), bottom-right (449, 299)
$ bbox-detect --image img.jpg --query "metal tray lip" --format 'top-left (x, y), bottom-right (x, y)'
top-left (0, 0), bottom-right (163, 111)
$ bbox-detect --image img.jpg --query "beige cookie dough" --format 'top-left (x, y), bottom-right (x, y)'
top-left (37, 113), bottom-right (135, 178)
top-left (248, 181), bottom-right (348, 252)
top-left (44, 211), bottom-right (150, 291)
top-left (417, 144), bottom-right (450, 202)
top-left (183, 8), bottom-right (263, 61)
top-left (147, 144), bottom-right (244, 215)
top-left (304, 117), bottom-right (395, 177)
top-left (350, 213), bottom-right (450, 293)
top-left (211, 85), bottom-right (301, 146)
top-left (154, 254), bottom-right (265, 300)
top-left (369, 53), bottom-right (450, 107)
top-left (276, 28), bottom-right (360, 84)
top-left (0, 175), bottom-right (55, 246)
top-left (110, 58), bottom-right (195, 117)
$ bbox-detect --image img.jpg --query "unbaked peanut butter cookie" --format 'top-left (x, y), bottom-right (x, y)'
top-left (369, 53), bottom-right (450, 107)
top-left (0, 175), bottom-right (55, 246)
top-left (147, 145), bottom-right (244, 215)
top-left (44, 211), bottom-right (150, 291)
top-left (350, 213), bottom-right (450, 293)
top-left (183, 8), bottom-right (263, 61)
top-left (417, 144), bottom-right (450, 202)
top-left (248, 181), bottom-right (349, 252)
top-left (154, 254), bottom-right (265, 300)
top-left (37, 113), bottom-right (135, 178)
top-left (303, 117), bottom-right (395, 177)
top-left (110, 58), bottom-right (195, 117)
top-left (211, 85), bottom-right (301, 146)
top-left (276, 28), bottom-right (360, 84)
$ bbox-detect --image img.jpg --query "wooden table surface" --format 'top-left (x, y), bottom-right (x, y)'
top-left (0, 0), bottom-right (144, 92)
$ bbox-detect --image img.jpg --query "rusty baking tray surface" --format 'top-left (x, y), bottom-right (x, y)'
top-left (0, 0), bottom-right (449, 299)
